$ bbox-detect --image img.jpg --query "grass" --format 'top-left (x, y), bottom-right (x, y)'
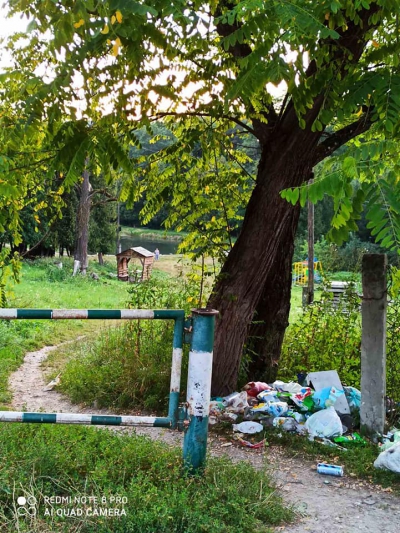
top-left (0, 257), bottom-right (130, 404)
top-left (0, 424), bottom-right (293, 533)
top-left (0, 257), bottom-right (294, 532)
top-left (0, 256), bottom-right (399, 504)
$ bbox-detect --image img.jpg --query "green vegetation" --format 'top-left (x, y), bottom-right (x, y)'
top-left (0, 424), bottom-right (292, 532)
top-left (0, 259), bottom-right (293, 533)
top-left (281, 283), bottom-right (400, 412)
top-left (280, 287), bottom-right (362, 388)
top-left (56, 273), bottom-right (197, 411)
top-left (0, 258), bottom-right (129, 404)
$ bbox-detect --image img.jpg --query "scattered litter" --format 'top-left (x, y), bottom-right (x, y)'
top-left (43, 374), bottom-right (61, 391)
top-left (305, 406), bottom-right (343, 439)
top-left (251, 401), bottom-right (289, 417)
top-left (273, 381), bottom-right (303, 394)
top-left (222, 391), bottom-right (248, 412)
top-left (344, 386), bottom-right (361, 412)
top-left (307, 371), bottom-right (350, 414)
top-left (317, 463), bottom-right (344, 477)
top-left (312, 386), bottom-right (344, 410)
top-left (243, 382), bottom-right (271, 397)
top-left (273, 417), bottom-right (297, 431)
top-left (220, 442), bottom-right (233, 448)
top-left (333, 433), bottom-right (366, 446)
top-left (289, 388), bottom-right (314, 411)
top-left (232, 421), bottom-right (263, 434)
top-left (219, 373), bottom-right (378, 454)
top-left (234, 435), bottom-right (266, 449)
top-left (257, 390), bottom-right (279, 402)
top-left (374, 441), bottom-right (400, 473)
top-left (380, 429), bottom-right (400, 451)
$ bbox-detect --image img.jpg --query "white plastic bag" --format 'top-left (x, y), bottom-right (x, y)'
top-left (305, 406), bottom-right (343, 439)
top-left (374, 442), bottom-right (400, 473)
top-left (232, 421), bottom-right (263, 434)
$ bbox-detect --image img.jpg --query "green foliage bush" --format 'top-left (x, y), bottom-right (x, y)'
top-left (280, 286), bottom-right (362, 387)
top-left (281, 277), bottom-right (400, 407)
top-left (0, 424), bottom-right (292, 532)
top-left (60, 273), bottom-right (198, 411)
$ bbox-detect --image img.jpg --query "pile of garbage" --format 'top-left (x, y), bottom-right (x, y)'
top-left (210, 370), bottom-right (400, 473)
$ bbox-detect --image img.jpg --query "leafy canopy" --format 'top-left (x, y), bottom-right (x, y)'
top-left (1, 1), bottom-right (400, 252)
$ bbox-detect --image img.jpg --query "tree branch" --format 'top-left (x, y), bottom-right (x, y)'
top-left (282, 3), bottom-right (381, 132)
top-left (313, 112), bottom-right (374, 165)
top-left (152, 111), bottom-right (256, 136)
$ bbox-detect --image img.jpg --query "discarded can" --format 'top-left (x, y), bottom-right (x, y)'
top-left (317, 463), bottom-right (344, 477)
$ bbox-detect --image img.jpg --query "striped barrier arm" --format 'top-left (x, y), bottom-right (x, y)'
top-left (0, 412), bottom-right (171, 427)
top-left (0, 309), bottom-right (185, 430)
top-left (0, 307), bottom-right (218, 472)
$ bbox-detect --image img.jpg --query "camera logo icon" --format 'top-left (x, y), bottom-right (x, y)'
top-left (16, 496), bottom-right (37, 517)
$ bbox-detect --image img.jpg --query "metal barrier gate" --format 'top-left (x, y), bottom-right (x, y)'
top-left (0, 307), bottom-right (218, 472)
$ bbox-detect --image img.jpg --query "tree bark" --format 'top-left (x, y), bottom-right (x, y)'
top-left (245, 204), bottom-right (300, 383)
top-left (208, 131), bottom-right (317, 395)
top-left (74, 169), bottom-right (91, 275)
top-left (98, 252), bottom-right (104, 265)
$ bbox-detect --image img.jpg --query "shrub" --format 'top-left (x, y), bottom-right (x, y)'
top-left (280, 285), bottom-right (362, 387)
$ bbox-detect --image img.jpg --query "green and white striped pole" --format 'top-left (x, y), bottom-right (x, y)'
top-left (0, 308), bottom-right (185, 430)
top-left (183, 308), bottom-right (218, 473)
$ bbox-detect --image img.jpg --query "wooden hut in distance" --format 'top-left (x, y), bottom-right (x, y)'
top-left (116, 247), bottom-right (154, 282)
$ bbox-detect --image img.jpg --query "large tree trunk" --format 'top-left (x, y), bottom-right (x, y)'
top-left (245, 207), bottom-right (300, 383)
top-left (74, 169), bottom-right (91, 275)
top-left (209, 132), bottom-right (316, 396)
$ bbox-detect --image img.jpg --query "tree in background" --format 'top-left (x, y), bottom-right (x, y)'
top-left (1, 2), bottom-right (400, 393)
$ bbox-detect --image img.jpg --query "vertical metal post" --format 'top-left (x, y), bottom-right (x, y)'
top-left (168, 316), bottom-right (184, 429)
top-left (307, 178), bottom-right (314, 305)
top-left (183, 308), bottom-right (218, 472)
top-left (360, 254), bottom-right (387, 436)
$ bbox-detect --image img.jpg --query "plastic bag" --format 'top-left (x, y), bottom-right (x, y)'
top-left (374, 442), bottom-right (400, 473)
top-left (233, 421), bottom-right (264, 434)
top-left (380, 430), bottom-right (400, 451)
top-left (257, 390), bottom-right (279, 402)
top-left (243, 382), bottom-right (271, 397)
top-left (273, 417), bottom-right (297, 431)
top-left (344, 386), bottom-right (361, 412)
top-left (305, 406), bottom-right (343, 438)
top-left (251, 401), bottom-right (288, 417)
top-left (290, 387), bottom-right (314, 411)
top-left (312, 386), bottom-right (344, 410)
top-left (274, 381), bottom-right (304, 394)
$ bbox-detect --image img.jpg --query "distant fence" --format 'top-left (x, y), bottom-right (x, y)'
top-left (0, 307), bottom-right (218, 472)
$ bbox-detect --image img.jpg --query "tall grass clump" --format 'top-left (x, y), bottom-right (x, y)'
top-left (60, 273), bottom-right (199, 411)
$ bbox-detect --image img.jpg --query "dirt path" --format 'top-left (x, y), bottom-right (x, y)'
top-left (8, 343), bottom-right (400, 533)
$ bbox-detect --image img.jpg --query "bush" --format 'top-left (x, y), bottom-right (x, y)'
top-left (280, 286), bottom-right (362, 387)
